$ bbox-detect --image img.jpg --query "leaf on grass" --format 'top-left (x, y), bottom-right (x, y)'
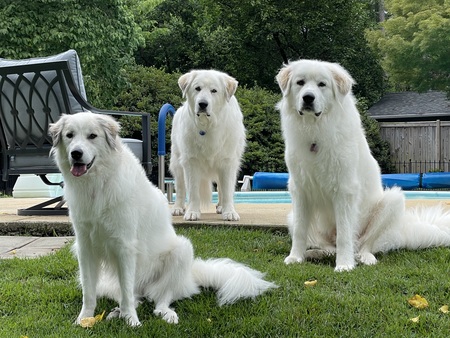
top-left (410, 315), bottom-right (420, 323)
top-left (95, 310), bottom-right (106, 322)
top-left (80, 310), bottom-right (106, 328)
top-left (304, 279), bottom-right (317, 287)
top-left (80, 317), bottom-right (96, 328)
top-left (439, 305), bottom-right (449, 314)
top-left (408, 294), bottom-right (429, 309)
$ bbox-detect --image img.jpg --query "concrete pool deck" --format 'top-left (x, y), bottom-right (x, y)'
top-left (1, 197), bottom-right (450, 259)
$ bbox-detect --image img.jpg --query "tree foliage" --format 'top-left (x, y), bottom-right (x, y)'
top-left (0, 0), bottom-right (143, 107)
top-left (236, 87), bottom-right (286, 175)
top-left (113, 64), bottom-right (181, 182)
top-left (366, 0), bottom-right (450, 94)
top-left (137, 0), bottom-right (384, 104)
top-left (0, 0), bottom-right (394, 181)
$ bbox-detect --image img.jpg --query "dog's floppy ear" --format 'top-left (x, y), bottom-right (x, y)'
top-left (48, 115), bottom-right (67, 148)
top-left (328, 63), bottom-right (355, 96)
top-left (97, 114), bottom-right (120, 150)
top-left (276, 64), bottom-right (292, 97)
top-left (178, 71), bottom-right (194, 98)
top-left (225, 74), bottom-right (238, 101)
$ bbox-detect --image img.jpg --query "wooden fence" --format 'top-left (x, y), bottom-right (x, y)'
top-left (379, 120), bottom-right (450, 173)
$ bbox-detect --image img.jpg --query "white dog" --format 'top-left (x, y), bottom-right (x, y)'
top-left (49, 112), bottom-right (276, 326)
top-left (170, 70), bottom-right (246, 221)
top-left (276, 59), bottom-right (450, 272)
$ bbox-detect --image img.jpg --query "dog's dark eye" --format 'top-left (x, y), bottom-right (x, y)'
top-left (211, 89), bottom-right (217, 93)
top-left (88, 134), bottom-right (97, 140)
top-left (195, 86), bottom-right (201, 91)
top-left (297, 80), bottom-right (305, 86)
top-left (66, 132), bottom-right (73, 139)
top-left (318, 82), bottom-right (326, 87)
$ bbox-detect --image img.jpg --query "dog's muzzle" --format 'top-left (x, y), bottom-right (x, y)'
top-left (299, 94), bottom-right (321, 117)
top-left (70, 150), bottom-right (95, 177)
top-left (196, 101), bottom-right (210, 117)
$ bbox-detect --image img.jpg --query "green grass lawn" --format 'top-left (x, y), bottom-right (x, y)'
top-left (1, 226), bottom-right (450, 337)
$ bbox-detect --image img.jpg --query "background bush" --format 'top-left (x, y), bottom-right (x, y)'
top-left (113, 64), bottom-right (182, 183)
top-left (236, 87), bottom-right (287, 175)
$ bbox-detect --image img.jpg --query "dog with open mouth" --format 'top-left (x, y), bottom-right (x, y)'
top-left (49, 112), bottom-right (276, 327)
top-left (276, 59), bottom-right (450, 272)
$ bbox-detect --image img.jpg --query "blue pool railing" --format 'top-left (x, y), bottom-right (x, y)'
top-left (157, 103), bottom-right (176, 192)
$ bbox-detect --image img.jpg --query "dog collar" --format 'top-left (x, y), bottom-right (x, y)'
top-left (199, 130), bottom-right (206, 136)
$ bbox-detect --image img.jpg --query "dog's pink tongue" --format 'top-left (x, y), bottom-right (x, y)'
top-left (71, 164), bottom-right (87, 177)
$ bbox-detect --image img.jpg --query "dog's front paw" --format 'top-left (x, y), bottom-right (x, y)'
top-left (334, 264), bottom-right (355, 272)
top-left (154, 308), bottom-right (179, 324)
top-left (124, 315), bottom-right (141, 327)
top-left (106, 307), bottom-right (141, 327)
top-left (184, 210), bottom-right (201, 221)
top-left (222, 211), bottom-right (240, 221)
top-left (75, 308), bottom-right (95, 325)
top-left (171, 207), bottom-right (185, 216)
top-left (335, 255), bottom-right (356, 272)
top-left (284, 255), bottom-right (304, 265)
top-left (357, 252), bottom-right (378, 266)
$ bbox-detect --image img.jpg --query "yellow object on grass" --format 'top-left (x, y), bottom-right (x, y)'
top-left (80, 310), bottom-right (106, 328)
top-left (408, 294), bottom-right (429, 309)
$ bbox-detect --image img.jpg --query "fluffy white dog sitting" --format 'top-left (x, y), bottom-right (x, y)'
top-left (276, 59), bottom-right (450, 272)
top-left (170, 70), bottom-right (246, 221)
top-left (49, 112), bottom-right (276, 326)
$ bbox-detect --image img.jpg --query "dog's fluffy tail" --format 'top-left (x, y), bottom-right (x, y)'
top-left (373, 203), bottom-right (450, 253)
top-left (192, 258), bottom-right (278, 305)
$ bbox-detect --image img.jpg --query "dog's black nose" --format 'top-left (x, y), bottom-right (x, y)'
top-left (303, 94), bottom-right (315, 104)
top-left (71, 150), bottom-right (83, 161)
top-left (198, 102), bottom-right (208, 110)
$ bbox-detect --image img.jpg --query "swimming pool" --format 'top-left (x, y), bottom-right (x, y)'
top-left (208, 190), bottom-right (450, 204)
top-left (211, 191), bottom-right (292, 204)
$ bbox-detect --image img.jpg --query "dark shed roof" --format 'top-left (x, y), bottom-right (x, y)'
top-left (368, 91), bottom-right (450, 122)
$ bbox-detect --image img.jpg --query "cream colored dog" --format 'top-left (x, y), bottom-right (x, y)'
top-left (170, 70), bottom-right (246, 221)
top-left (49, 112), bottom-right (276, 326)
top-left (276, 59), bottom-right (450, 272)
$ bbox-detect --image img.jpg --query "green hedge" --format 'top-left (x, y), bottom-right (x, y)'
top-left (236, 87), bottom-right (286, 175)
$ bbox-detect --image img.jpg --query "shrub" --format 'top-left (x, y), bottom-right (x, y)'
top-left (113, 64), bottom-right (182, 183)
top-left (236, 86), bottom-right (287, 175)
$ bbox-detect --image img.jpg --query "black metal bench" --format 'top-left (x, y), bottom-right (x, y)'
top-left (0, 50), bottom-right (151, 215)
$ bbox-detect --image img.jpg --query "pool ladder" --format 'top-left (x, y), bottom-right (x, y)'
top-left (157, 103), bottom-right (176, 203)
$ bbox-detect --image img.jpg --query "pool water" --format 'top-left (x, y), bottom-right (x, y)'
top-left (211, 191), bottom-right (291, 204)
top-left (208, 190), bottom-right (450, 204)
